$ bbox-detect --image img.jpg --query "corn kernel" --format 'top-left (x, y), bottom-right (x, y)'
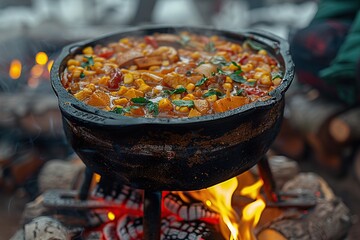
top-left (171, 94), bottom-right (181, 100)
top-left (138, 43), bottom-right (146, 48)
top-left (273, 77), bottom-right (282, 86)
top-left (184, 94), bottom-right (195, 100)
top-left (253, 71), bottom-right (264, 79)
top-left (118, 86), bottom-right (128, 95)
top-left (162, 60), bottom-right (170, 66)
top-left (135, 78), bottom-right (145, 86)
top-left (72, 69), bottom-right (82, 78)
top-left (241, 63), bottom-right (253, 72)
top-left (67, 59), bottom-right (80, 66)
top-left (67, 65), bottom-right (76, 72)
top-left (104, 63), bottom-right (119, 68)
top-left (179, 106), bottom-right (190, 113)
top-left (260, 75), bottom-right (272, 85)
top-left (83, 46), bottom-right (94, 55)
top-left (93, 61), bottom-right (103, 69)
top-left (225, 76), bottom-right (233, 83)
top-left (83, 70), bottom-right (96, 76)
top-left (113, 98), bottom-right (129, 106)
top-left (191, 51), bottom-right (200, 60)
top-left (158, 98), bottom-right (173, 111)
top-left (109, 58), bottom-right (117, 63)
top-left (175, 106), bottom-right (180, 111)
top-left (119, 38), bottom-right (129, 44)
top-left (223, 83), bottom-right (233, 90)
top-left (99, 76), bottom-right (110, 85)
top-left (258, 49), bottom-right (267, 55)
top-left (228, 63), bottom-right (239, 71)
top-left (104, 106), bottom-right (111, 111)
top-left (186, 83), bottom-right (195, 92)
top-left (206, 95), bottom-right (218, 102)
top-left (124, 73), bottom-right (134, 84)
top-left (247, 78), bottom-right (257, 84)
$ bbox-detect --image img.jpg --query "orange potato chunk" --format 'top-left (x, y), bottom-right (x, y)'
top-left (213, 96), bottom-right (250, 113)
top-left (188, 108), bottom-right (201, 118)
top-left (87, 90), bottom-right (110, 107)
top-left (134, 56), bottom-right (163, 69)
top-left (193, 99), bottom-right (210, 114)
top-left (123, 88), bottom-right (144, 99)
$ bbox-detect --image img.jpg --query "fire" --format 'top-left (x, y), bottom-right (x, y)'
top-left (107, 211), bottom-right (116, 221)
top-left (47, 60), bottom-right (54, 73)
top-left (9, 59), bottom-right (22, 79)
top-left (35, 52), bottom-right (48, 65)
top-left (179, 171), bottom-right (266, 240)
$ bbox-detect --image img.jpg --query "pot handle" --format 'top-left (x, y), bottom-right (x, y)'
top-left (243, 29), bottom-right (289, 50)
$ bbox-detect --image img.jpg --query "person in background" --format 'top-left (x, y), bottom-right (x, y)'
top-left (290, 0), bottom-right (360, 105)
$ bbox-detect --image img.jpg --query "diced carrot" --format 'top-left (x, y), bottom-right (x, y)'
top-left (193, 99), bottom-right (210, 114)
top-left (87, 90), bottom-right (110, 107)
top-left (213, 96), bottom-right (250, 113)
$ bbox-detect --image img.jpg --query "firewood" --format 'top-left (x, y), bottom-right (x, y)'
top-left (329, 107), bottom-right (360, 144)
top-left (24, 216), bottom-right (70, 240)
top-left (38, 159), bottom-right (85, 193)
top-left (354, 147), bottom-right (360, 184)
top-left (257, 173), bottom-right (352, 240)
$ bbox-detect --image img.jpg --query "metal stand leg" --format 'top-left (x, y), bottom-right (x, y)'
top-left (79, 168), bottom-right (93, 200)
top-left (257, 156), bottom-right (280, 202)
top-left (258, 156), bottom-right (316, 208)
top-left (143, 190), bottom-right (162, 240)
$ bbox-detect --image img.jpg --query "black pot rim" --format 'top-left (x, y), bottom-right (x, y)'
top-left (51, 25), bottom-right (294, 127)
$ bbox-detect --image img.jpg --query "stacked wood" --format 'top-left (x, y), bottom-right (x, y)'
top-left (257, 173), bottom-right (352, 240)
top-left (277, 88), bottom-right (359, 176)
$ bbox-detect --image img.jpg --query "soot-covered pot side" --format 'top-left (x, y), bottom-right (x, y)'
top-left (51, 26), bottom-right (293, 191)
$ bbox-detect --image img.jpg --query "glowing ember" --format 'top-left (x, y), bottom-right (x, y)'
top-left (107, 212), bottom-right (116, 221)
top-left (30, 64), bottom-right (44, 78)
top-left (9, 59), bottom-right (22, 79)
top-left (241, 199), bottom-right (266, 240)
top-left (36, 52), bottom-right (48, 65)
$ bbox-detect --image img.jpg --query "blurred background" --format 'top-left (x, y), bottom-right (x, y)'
top-left (2, 0), bottom-right (360, 239)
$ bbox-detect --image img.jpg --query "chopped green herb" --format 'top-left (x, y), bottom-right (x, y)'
top-left (204, 41), bottom-right (216, 52)
top-left (172, 100), bottom-right (195, 108)
top-left (203, 89), bottom-right (224, 98)
top-left (131, 97), bottom-right (159, 115)
top-left (110, 106), bottom-right (132, 115)
top-left (216, 68), bottom-right (227, 75)
top-left (195, 75), bottom-right (209, 87)
top-left (210, 56), bottom-right (228, 66)
top-left (244, 40), bottom-right (263, 51)
top-left (197, 61), bottom-right (205, 66)
top-left (179, 35), bottom-right (190, 46)
top-left (271, 72), bottom-right (283, 80)
top-left (80, 72), bottom-right (85, 78)
top-left (231, 61), bottom-right (242, 70)
top-left (236, 89), bottom-right (244, 96)
top-left (81, 56), bottom-right (94, 69)
top-left (164, 86), bottom-right (187, 95)
top-left (131, 97), bottom-right (150, 105)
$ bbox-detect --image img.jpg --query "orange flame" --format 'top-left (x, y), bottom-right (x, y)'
top-left (9, 59), bottom-right (22, 79)
top-left (107, 211), bottom-right (116, 221)
top-left (47, 60), bottom-right (54, 73)
top-left (240, 199), bottom-right (266, 240)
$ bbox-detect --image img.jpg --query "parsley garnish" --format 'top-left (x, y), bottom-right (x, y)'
top-left (236, 89), bottom-right (244, 96)
top-left (172, 100), bottom-right (195, 108)
top-left (271, 72), bottom-right (283, 80)
top-left (110, 106), bottom-right (138, 115)
top-left (203, 89), bottom-right (224, 98)
top-left (164, 86), bottom-right (187, 95)
top-left (195, 75), bottom-right (209, 87)
top-left (204, 41), bottom-right (216, 52)
top-left (231, 61), bottom-right (242, 70)
top-left (81, 56), bottom-right (94, 69)
top-left (244, 40), bottom-right (263, 51)
top-left (179, 35), bottom-right (190, 46)
top-left (80, 72), bottom-right (85, 78)
top-left (131, 97), bottom-right (159, 115)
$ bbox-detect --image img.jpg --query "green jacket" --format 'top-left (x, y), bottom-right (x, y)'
top-left (314, 0), bottom-right (360, 104)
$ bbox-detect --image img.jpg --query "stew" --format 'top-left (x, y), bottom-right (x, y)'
top-left (61, 32), bottom-right (283, 118)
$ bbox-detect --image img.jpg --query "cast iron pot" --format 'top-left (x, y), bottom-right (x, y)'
top-left (51, 26), bottom-right (294, 191)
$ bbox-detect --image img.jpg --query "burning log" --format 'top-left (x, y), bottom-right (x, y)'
top-left (329, 107), bottom-right (360, 145)
top-left (256, 173), bottom-right (352, 240)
